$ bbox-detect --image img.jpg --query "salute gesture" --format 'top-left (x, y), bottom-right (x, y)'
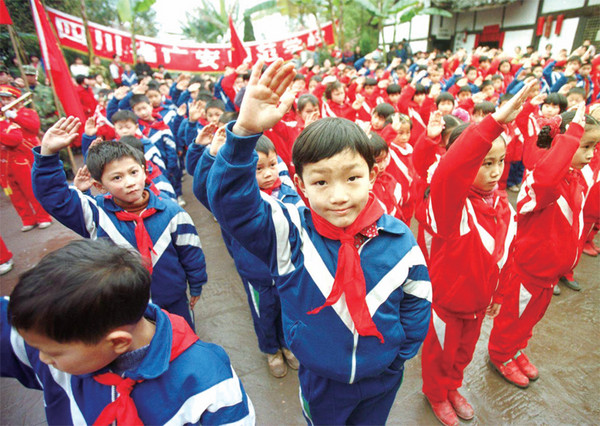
top-left (492, 79), bottom-right (538, 124)
top-left (233, 58), bottom-right (296, 137)
top-left (41, 116), bottom-right (81, 156)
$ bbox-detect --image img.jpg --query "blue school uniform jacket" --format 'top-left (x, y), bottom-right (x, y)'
top-left (207, 122), bottom-right (432, 384)
top-left (31, 148), bottom-right (207, 306)
top-left (0, 301), bottom-right (255, 425)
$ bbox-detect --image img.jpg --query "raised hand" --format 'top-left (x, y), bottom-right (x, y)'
top-left (571, 102), bottom-right (586, 126)
top-left (233, 59), bottom-right (297, 136)
top-left (427, 110), bottom-right (444, 139)
top-left (41, 117), bottom-right (81, 155)
top-left (492, 78), bottom-right (538, 124)
top-left (189, 100), bottom-right (205, 122)
top-left (530, 92), bottom-right (547, 106)
top-left (195, 122), bottom-right (218, 146)
top-left (352, 94), bottom-right (365, 110)
top-left (73, 165), bottom-right (93, 192)
top-left (114, 86), bottom-right (130, 100)
top-left (177, 102), bottom-right (188, 117)
top-left (84, 117), bottom-right (98, 136)
top-left (209, 126), bottom-right (227, 156)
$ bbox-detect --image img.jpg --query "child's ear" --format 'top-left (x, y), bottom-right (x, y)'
top-left (369, 165), bottom-right (378, 189)
top-left (92, 181), bottom-right (108, 194)
top-left (105, 330), bottom-right (133, 355)
top-left (294, 173), bottom-right (307, 197)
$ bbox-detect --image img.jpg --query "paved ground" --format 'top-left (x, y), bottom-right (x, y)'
top-left (1, 162), bottom-right (598, 425)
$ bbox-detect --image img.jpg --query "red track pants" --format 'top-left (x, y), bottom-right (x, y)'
top-left (4, 161), bottom-right (51, 226)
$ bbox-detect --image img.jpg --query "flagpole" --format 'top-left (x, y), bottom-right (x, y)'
top-left (79, 0), bottom-right (95, 64)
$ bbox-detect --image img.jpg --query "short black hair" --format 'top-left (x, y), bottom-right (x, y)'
top-left (537, 111), bottom-right (600, 149)
top-left (373, 103), bottom-right (395, 120)
top-left (75, 75), bottom-right (86, 84)
top-left (324, 81), bottom-right (343, 100)
top-left (130, 94), bottom-right (150, 108)
top-left (414, 84), bottom-right (429, 95)
top-left (256, 135), bottom-right (276, 156)
top-left (567, 87), bottom-right (586, 98)
top-left (386, 84), bottom-right (402, 95)
top-left (205, 98), bottom-right (226, 112)
top-left (458, 85), bottom-right (472, 94)
top-left (364, 78), bottom-right (378, 87)
top-left (480, 80), bottom-right (493, 90)
top-left (369, 132), bottom-right (388, 158)
top-left (446, 123), bottom-right (471, 150)
top-left (473, 101), bottom-right (496, 115)
top-left (293, 117), bottom-right (374, 178)
top-left (196, 90), bottom-right (213, 103)
top-left (436, 92), bottom-right (454, 106)
top-left (298, 94), bottom-right (319, 112)
top-left (8, 239), bottom-right (150, 344)
top-left (111, 109), bottom-right (138, 125)
top-left (498, 93), bottom-right (514, 105)
top-left (544, 93), bottom-right (568, 112)
top-left (119, 135), bottom-right (145, 153)
top-left (86, 140), bottom-right (146, 181)
top-left (567, 55), bottom-right (582, 65)
top-left (442, 115), bottom-right (464, 143)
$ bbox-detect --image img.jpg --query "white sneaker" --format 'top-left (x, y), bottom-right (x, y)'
top-left (21, 225), bottom-right (35, 232)
top-left (38, 221), bottom-right (52, 229)
top-left (177, 196), bottom-right (187, 207)
top-left (0, 258), bottom-right (14, 275)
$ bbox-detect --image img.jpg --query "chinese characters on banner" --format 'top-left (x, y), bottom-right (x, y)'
top-left (46, 7), bottom-right (335, 72)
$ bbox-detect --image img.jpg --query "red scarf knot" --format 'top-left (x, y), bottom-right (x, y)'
top-left (307, 195), bottom-right (385, 343)
top-left (260, 177), bottom-right (282, 196)
top-left (115, 208), bottom-right (157, 273)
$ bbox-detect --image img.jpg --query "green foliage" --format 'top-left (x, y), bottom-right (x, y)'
top-left (243, 15), bottom-right (255, 42)
top-left (181, 0), bottom-right (229, 43)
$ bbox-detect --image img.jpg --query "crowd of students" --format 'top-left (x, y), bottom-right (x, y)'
top-left (0, 38), bottom-right (599, 425)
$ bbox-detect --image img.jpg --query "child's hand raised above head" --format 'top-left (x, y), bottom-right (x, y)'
top-left (427, 110), bottom-right (445, 139)
top-left (84, 117), bottom-right (98, 136)
top-left (189, 100), bottom-right (205, 122)
top-left (195, 123), bottom-right (218, 146)
top-left (492, 79), bottom-right (538, 124)
top-left (209, 126), bottom-right (227, 156)
top-left (530, 92), bottom-right (547, 106)
top-left (233, 58), bottom-right (296, 137)
top-left (570, 102), bottom-right (586, 127)
top-left (41, 117), bottom-right (81, 156)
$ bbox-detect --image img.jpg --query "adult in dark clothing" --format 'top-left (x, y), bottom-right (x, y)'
top-left (134, 55), bottom-right (153, 77)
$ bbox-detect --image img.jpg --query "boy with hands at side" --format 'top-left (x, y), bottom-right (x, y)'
top-left (32, 117), bottom-right (207, 329)
top-left (207, 59), bottom-right (431, 425)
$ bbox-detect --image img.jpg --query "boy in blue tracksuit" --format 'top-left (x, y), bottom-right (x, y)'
top-left (32, 118), bottom-right (206, 329)
top-left (188, 123), bottom-right (303, 378)
top-left (1, 239), bottom-right (254, 425)
top-left (207, 59), bottom-right (431, 425)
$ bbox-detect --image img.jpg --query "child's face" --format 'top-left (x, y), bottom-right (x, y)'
top-left (499, 62), bottom-right (511, 73)
top-left (125, 64), bottom-right (131, 71)
top-left (292, 79), bottom-right (306, 92)
top-left (146, 90), bottom-right (162, 108)
top-left (396, 122), bottom-right (411, 145)
top-left (364, 85), bottom-right (376, 95)
top-left (331, 87), bottom-right (346, 104)
top-left (370, 113), bottom-right (386, 130)
top-left (308, 79), bottom-right (318, 93)
top-left (429, 69), bottom-right (442, 83)
top-left (579, 64), bottom-right (592, 77)
top-left (457, 91), bottom-right (471, 102)
top-left (114, 120), bottom-right (138, 137)
top-left (473, 138), bottom-right (505, 191)
top-left (375, 152), bottom-right (390, 174)
top-left (132, 102), bottom-right (153, 122)
top-left (300, 103), bottom-right (319, 122)
top-left (571, 133), bottom-right (598, 169)
top-left (492, 79), bottom-right (503, 91)
top-left (541, 103), bottom-right (560, 118)
top-left (438, 100), bottom-right (454, 115)
top-left (466, 70), bottom-right (477, 81)
top-left (99, 156), bottom-right (147, 204)
top-left (206, 107), bottom-right (223, 124)
top-left (19, 328), bottom-right (119, 375)
top-left (567, 94), bottom-right (585, 109)
top-left (532, 66), bottom-right (544, 79)
top-left (294, 149), bottom-right (376, 228)
top-left (413, 93), bottom-right (425, 106)
top-left (482, 85), bottom-right (495, 98)
top-left (472, 111), bottom-right (486, 123)
top-left (256, 150), bottom-right (279, 190)
top-left (388, 93), bottom-right (400, 104)
top-left (397, 69), bottom-right (407, 79)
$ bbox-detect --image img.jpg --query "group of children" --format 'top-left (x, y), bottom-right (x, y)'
top-left (1, 41), bottom-right (599, 425)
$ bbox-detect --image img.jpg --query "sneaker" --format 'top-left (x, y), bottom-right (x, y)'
top-left (490, 358), bottom-right (529, 388)
top-left (582, 242), bottom-right (598, 257)
top-left (38, 221), bottom-right (52, 229)
top-left (447, 389), bottom-right (474, 420)
top-left (559, 276), bottom-right (581, 291)
top-left (514, 351), bottom-right (538, 381)
top-left (177, 196), bottom-right (187, 207)
top-left (426, 397), bottom-right (458, 426)
top-left (21, 224), bottom-right (35, 232)
top-left (553, 284), bottom-right (561, 295)
top-left (281, 348), bottom-right (299, 370)
top-left (267, 350), bottom-right (287, 378)
top-left (0, 258), bottom-right (14, 275)
top-left (508, 185), bottom-right (520, 193)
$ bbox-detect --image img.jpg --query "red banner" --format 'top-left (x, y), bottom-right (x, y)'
top-left (45, 7), bottom-right (334, 73)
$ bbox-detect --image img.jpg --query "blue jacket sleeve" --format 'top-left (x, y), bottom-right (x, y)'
top-left (191, 146), bottom-right (213, 210)
top-left (542, 60), bottom-right (555, 87)
top-left (550, 74), bottom-right (568, 93)
top-left (106, 97), bottom-right (119, 123)
top-left (169, 82), bottom-right (182, 105)
top-left (508, 79), bottom-right (524, 95)
top-left (172, 211), bottom-right (207, 296)
top-left (31, 148), bottom-right (97, 238)
top-left (186, 142), bottom-right (206, 176)
top-left (118, 92), bottom-right (134, 111)
top-left (81, 133), bottom-right (96, 161)
top-left (185, 120), bottom-right (201, 148)
top-left (0, 298), bottom-right (43, 390)
top-left (443, 75), bottom-right (457, 92)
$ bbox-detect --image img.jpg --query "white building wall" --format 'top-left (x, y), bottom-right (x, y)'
top-left (454, 33), bottom-right (476, 51)
top-left (504, 0), bottom-right (539, 27)
top-left (474, 8), bottom-right (503, 31)
top-left (456, 11), bottom-right (475, 33)
top-left (537, 17), bottom-right (580, 54)
top-left (503, 29), bottom-right (535, 54)
top-left (410, 15), bottom-right (430, 40)
top-left (542, 0), bottom-right (585, 13)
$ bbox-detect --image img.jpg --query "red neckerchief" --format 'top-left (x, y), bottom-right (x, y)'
top-left (308, 194), bottom-right (385, 342)
top-left (260, 177), bottom-right (281, 196)
top-left (93, 311), bottom-right (199, 426)
top-left (153, 106), bottom-right (164, 114)
top-left (469, 186), bottom-right (511, 262)
top-left (139, 114), bottom-right (168, 137)
top-left (145, 161), bottom-right (162, 196)
top-left (373, 172), bottom-right (402, 218)
top-left (115, 208), bottom-right (158, 273)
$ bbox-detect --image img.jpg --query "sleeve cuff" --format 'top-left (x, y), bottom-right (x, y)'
top-left (221, 121), bottom-right (262, 165)
top-left (33, 146), bottom-right (61, 164)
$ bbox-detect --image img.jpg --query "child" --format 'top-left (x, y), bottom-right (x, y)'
top-left (189, 125), bottom-right (302, 378)
top-left (0, 85), bottom-right (53, 232)
top-left (420, 81), bottom-right (536, 426)
top-left (31, 119), bottom-right (207, 328)
top-left (436, 92), bottom-right (455, 116)
top-left (121, 63), bottom-right (137, 87)
top-left (321, 80), bottom-right (363, 120)
top-left (472, 101), bottom-right (496, 123)
top-left (541, 92), bottom-right (567, 118)
top-left (370, 133), bottom-right (406, 223)
top-left (207, 59), bottom-right (431, 425)
top-left (488, 105), bottom-right (600, 387)
top-left (370, 102), bottom-right (397, 142)
top-left (1, 238), bottom-right (254, 425)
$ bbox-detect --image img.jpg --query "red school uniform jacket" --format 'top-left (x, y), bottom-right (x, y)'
top-left (425, 115), bottom-right (517, 316)
top-left (397, 85), bottom-right (435, 145)
top-left (510, 122), bottom-right (596, 286)
top-left (372, 171), bottom-right (406, 223)
top-left (0, 108), bottom-right (41, 186)
top-left (387, 142), bottom-right (417, 222)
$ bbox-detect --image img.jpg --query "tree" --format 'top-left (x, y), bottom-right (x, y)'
top-left (181, 0), bottom-right (234, 44)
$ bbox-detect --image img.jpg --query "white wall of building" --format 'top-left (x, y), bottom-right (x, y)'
top-left (474, 8), bottom-right (503, 31)
top-left (454, 33), bottom-right (476, 52)
top-left (503, 29), bottom-right (535, 54)
top-left (542, 0), bottom-right (585, 13)
top-left (537, 17), bottom-right (580, 54)
top-left (456, 11), bottom-right (475, 33)
top-left (410, 14), bottom-right (430, 40)
top-left (588, 0), bottom-right (600, 5)
top-left (504, 0), bottom-right (539, 27)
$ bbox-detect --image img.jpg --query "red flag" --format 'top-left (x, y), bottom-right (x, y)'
top-left (0, 0), bottom-right (12, 25)
top-left (30, 0), bottom-right (85, 137)
top-left (229, 15), bottom-right (247, 67)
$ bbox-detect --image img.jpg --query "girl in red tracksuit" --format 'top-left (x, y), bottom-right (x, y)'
top-left (488, 105), bottom-right (600, 388)
top-left (420, 82), bottom-right (536, 426)
top-left (320, 80), bottom-right (362, 121)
